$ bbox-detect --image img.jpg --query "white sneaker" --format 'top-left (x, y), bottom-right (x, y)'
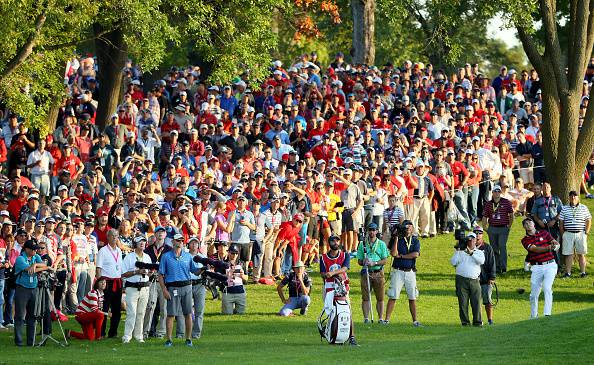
top-left (122, 337), bottom-right (131, 344)
top-left (0, 324), bottom-right (6, 330)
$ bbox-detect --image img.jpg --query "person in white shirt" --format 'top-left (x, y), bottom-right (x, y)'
top-left (270, 135), bottom-right (294, 161)
top-left (26, 139), bottom-right (54, 197)
top-left (451, 232), bottom-right (485, 326)
top-left (138, 126), bottom-right (161, 163)
top-left (95, 229), bottom-right (123, 338)
top-left (121, 235), bottom-right (152, 343)
top-left (72, 220), bottom-right (90, 303)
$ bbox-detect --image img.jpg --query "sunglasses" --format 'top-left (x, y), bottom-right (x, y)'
top-left (295, 219), bottom-right (303, 223)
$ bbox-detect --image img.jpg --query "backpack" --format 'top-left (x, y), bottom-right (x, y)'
top-left (317, 279), bottom-right (352, 345)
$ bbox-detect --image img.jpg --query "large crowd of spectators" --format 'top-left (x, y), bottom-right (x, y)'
top-left (0, 52), bottom-right (592, 344)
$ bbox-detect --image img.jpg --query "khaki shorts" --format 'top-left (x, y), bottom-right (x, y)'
top-left (361, 270), bottom-right (385, 302)
top-left (387, 269), bottom-right (418, 300)
top-left (562, 231), bottom-right (588, 255)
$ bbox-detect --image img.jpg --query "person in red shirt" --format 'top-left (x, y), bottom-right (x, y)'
top-left (401, 159), bottom-right (418, 220)
top-left (465, 150), bottom-right (482, 225)
top-left (273, 213), bottom-right (304, 277)
top-left (7, 186), bottom-right (28, 221)
top-left (310, 136), bottom-right (333, 161)
top-left (56, 144), bottom-right (85, 180)
top-left (327, 106), bottom-right (347, 131)
top-left (96, 191), bottom-right (115, 220)
top-left (161, 112), bottom-right (181, 134)
top-left (446, 150), bottom-right (471, 226)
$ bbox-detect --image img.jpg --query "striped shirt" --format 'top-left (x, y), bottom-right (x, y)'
top-left (559, 204), bottom-right (591, 232)
top-left (521, 230), bottom-right (555, 264)
top-left (76, 289), bottom-right (104, 315)
top-left (483, 198), bottom-right (514, 226)
top-left (383, 207), bottom-right (404, 230)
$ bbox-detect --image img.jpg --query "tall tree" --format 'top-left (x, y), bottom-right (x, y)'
top-left (506, 0), bottom-right (594, 199)
top-left (351, 0), bottom-right (376, 64)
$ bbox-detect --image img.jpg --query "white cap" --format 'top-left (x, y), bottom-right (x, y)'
top-left (273, 60), bottom-right (282, 68)
top-left (273, 70), bottom-right (283, 76)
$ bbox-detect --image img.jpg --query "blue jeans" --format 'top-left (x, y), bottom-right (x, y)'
top-left (0, 279), bottom-right (4, 325)
top-left (467, 185), bottom-right (480, 225)
top-left (279, 295), bottom-right (311, 316)
top-left (281, 249), bottom-right (293, 275)
top-left (4, 286), bottom-right (15, 325)
top-left (454, 187), bottom-right (470, 228)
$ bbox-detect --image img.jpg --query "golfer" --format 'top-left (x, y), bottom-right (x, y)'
top-left (520, 217), bottom-right (559, 318)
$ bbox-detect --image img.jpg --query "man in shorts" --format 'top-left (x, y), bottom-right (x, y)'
top-left (384, 220), bottom-right (421, 326)
top-left (158, 233), bottom-right (202, 347)
top-left (475, 226), bottom-right (496, 325)
top-left (356, 223), bottom-right (389, 323)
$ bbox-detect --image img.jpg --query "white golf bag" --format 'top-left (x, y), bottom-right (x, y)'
top-left (317, 278), bottom-right (352, 344)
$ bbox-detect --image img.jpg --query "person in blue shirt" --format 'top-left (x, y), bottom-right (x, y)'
top-left (13, 239), bottom-right (51, 346)
top-left (219, 86), bottom-right (239, 116)
top-left (158, 233), bottom-right (202, 347)
top-left (384, 221), bottom-right (422, 327)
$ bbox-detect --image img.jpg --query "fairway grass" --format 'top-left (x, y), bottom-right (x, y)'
top-left (2, 201), bottom-right (594, 364)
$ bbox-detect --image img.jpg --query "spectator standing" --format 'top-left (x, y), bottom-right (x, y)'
top-left (482, 185), bottom-right (514, 274)
top-left (559, 191), bottom-right (591, 278)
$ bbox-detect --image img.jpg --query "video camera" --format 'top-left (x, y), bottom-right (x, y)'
top-left (135, 262), bottom-right (160, 271)
top-left (453, 221), bottom-right (471, 250)
top-left (37, 270), bottom-right (59, 290)
top-left (193, 256), bottom-right (231, 299)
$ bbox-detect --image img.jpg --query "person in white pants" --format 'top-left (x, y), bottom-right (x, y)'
top-left (520, 218), bottom-right (560, 318)
top-left (121, 236), bottom-right (152, 343)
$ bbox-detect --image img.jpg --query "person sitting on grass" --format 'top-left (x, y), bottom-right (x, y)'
top-left (67, 277), bottom-right (109, 341)
top-left (277, 261), bottom-right (311, 316)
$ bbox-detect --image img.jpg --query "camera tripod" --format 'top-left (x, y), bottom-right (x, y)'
top-left (32, 283), bottom-right (69, 347)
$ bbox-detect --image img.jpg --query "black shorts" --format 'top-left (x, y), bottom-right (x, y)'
top-left (342, 210), bottom-right (355, 232)
top-left (238, 242), bottom-right (253, 264)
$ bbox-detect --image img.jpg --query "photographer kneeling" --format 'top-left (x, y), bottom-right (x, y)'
top-left (451, 232), bottom-right (485, 326)
top-left (219, 245), bottom-right (247, 315)
top-left (277, 261), bottom-right (311, 316)
top-left (13, 239), bottom-right (51, 346)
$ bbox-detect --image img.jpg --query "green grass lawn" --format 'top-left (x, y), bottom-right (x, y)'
top-left (2, 199), bottom-right (594, 364)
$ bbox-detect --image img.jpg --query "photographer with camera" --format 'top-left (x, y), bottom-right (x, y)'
top-left (187, 237), bottom-right (206, 339)
top-left (121, 235), bottom-right (152, 343)
top-left (277, 261), bottom-right (311, 316)
top-left (219, 244), bottom-right (247, 315)
top-left (13, 239), bottom-right (51, 346)
top-left (474, 226), bottom-right (497, 325)
top-left (451, 232), bottom-right (485, 326)
top-left (356, 222), bottom-right (389, 324)
top-left (143, 226), bottom-right (170, 339)
top-left (385, 220), bottom-right (421, 326)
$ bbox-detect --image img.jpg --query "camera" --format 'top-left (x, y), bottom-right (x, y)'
top-left (454, 228), bottom-right (468, 250)
top-left (37, 270), bottom-right (59, 290)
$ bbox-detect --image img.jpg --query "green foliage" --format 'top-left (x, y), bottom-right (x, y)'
top-left (0, 0), bottom-right (97, 133)
top-left (168, 0), bottom-right (281, 84)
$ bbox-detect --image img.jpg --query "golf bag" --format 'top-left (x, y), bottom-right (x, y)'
top-left (317, 278), bottom-right (352, 345)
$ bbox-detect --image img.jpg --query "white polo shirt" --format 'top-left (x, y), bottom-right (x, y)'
top-left (121, 251), bottom-right (152, 284)
top-left (96, 244), bottom-right (123, 278)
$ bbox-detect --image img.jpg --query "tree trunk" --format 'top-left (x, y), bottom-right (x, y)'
top-left (94, 25), bottom-right (127, 130)
top-left (351, 0), bottom-right (376, 65)
top-left (45, 99), bottom-right (61, 134)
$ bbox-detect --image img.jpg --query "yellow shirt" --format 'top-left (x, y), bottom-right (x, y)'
top-left (328, 193), bottom-right (344, 221)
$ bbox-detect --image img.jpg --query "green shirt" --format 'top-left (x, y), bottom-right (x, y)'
top-left (356, 238), bottom-right (389, 271)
